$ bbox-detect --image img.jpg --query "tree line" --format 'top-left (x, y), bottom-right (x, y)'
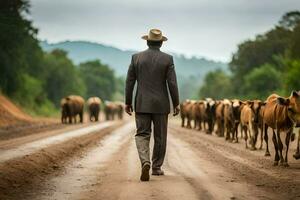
top-left (199, 11), bottom-right (300, 100)
top-left (0, 0), bottom-right (123, 116)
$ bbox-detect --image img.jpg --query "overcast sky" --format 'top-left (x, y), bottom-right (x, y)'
top-left (30, 0), bottom-right (300, 62)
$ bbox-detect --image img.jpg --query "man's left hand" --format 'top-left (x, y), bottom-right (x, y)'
top-left (125, 104), bottom-right (133, 116)
top-left (173, 105), bottom-right (180, 116)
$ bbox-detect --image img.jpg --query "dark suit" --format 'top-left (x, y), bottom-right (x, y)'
top-left (125, 46), bottom-right (179, 169)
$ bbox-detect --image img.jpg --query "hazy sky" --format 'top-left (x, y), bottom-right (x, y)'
top-left (30, 0), bottom-right (300, 62)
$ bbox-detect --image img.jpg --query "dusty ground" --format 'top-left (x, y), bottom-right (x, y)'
top-left (0, 118), bottom-right (299, 200)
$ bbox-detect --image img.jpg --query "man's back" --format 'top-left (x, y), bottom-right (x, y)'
top-left (126, 47), bottom-right (179, 114)
top-left (125, 29), bottom-right (180, 181)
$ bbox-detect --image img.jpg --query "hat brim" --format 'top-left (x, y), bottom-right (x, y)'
top-left (141, 35), bottom-right (168, 41)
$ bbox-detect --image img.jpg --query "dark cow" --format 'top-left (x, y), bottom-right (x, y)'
top-left (205, 98), bottom-right (217, 134)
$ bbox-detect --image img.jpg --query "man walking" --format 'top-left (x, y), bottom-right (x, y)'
top-left (125, 29), bottom-right (180, 182)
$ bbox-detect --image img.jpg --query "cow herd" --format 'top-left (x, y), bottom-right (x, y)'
top-left (180, 91), bottom-right (300, 167)
top-left (60, 95), bottom-right (124, 124)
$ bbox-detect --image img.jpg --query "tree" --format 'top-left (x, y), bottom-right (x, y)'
top-left (243, 64), bottom-right (282, 100)
top-left (0, 0), bottom-right (42, 95)
top-left (289, 23), bottom-right (300, 59)
top-left (43, 49), bottom-right (86, 106)
top-left (79, 60), bottom-right (116, 100)
top-left (282, 59), bottom-right (300, 92)
top-left (279, 11), bottom-right (300, 30)
top-left (199, 69), bottom-right (232, 99)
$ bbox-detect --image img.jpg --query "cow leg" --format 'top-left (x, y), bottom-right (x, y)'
top-left (68, 115), bottom-right (72, 124)
top-left (208, 119), bottom-right (213, 134)
top-left (259, 124), bottom-right (264, 150)
top-left (194, 118), bottom-right (197, 129)
top-left (294, 130), bottom-right (300, 159)
top-left (240, 125), bottom-right (243, 139)
top-left (276, 130), bottom-right (285, 165)
top-left (284, 130), bottom-right (292, 167)
top-left (272, 130), bottom-right (280, 166)
top-left (249, 122), bottom-right (257, 151)
top-left (264, 124), bottom-right (270, 156)
top-left (181, 116), bottom-right (185, 127)
top-left (244, 126), bottom-right (248, 149)
top-left (232, 123), bottom-right (238, 143)
top-left (198, 119), bottom-right (202, 131)
top-left (187, 117), bottom-right (191, 129)
top-left (220, 120), bottom-right (224, 137)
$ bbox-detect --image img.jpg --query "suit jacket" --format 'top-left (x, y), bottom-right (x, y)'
top-left (125, 46), bottom-right (179, 114)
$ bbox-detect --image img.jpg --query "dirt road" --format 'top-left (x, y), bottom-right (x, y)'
top-left (1, 119), bottom-right (300, 200)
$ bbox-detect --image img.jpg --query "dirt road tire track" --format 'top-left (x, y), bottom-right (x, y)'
top-left (0, 121), bottom-right (125, 200)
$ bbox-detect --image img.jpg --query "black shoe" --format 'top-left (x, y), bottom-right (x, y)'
top-left (140, 163), bottom-right (150, 181)
top-left (152, 169), bottom-right (164, 176)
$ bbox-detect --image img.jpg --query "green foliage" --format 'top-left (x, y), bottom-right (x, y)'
top-left (243, 64), bottom-right (282, 100)
top-left (79, 60), bottom-right (115, 101)
top-left (0, 0), bottom-right (119, 116)
top-left (113, 76), bottom-right (125, 101)
top-left (289, 23), bottom-right (300, 59)
top-left (43, 49), bottom-right (86, 106)
top-left (200, 11), bottom-right (300, 100)
top-left (199, 69), bottom-right (232, 99)
top-left (283, 59), bottom-right (300, 92)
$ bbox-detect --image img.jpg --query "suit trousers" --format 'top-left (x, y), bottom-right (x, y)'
top-left (135, 113), bottom-right (168, 170)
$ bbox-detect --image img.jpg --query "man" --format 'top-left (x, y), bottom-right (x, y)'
top-left (125, 29), bottom-right (180, 182)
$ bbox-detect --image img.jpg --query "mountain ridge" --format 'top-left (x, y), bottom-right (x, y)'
top-left (40, 40), bottom-right (228, 99)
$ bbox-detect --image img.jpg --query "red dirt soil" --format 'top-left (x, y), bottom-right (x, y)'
top-left (0, 95), bottom-right (32, 127)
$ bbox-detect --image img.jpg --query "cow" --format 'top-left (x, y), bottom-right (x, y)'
top-left (191, 101), bottom-right (202, 130)
top-left (61, 95), bottom-right (85, 124)
top-left (204, 98), bottom-right (217, 134)
top-left (104, 101), bottom-right (118, 120)
top-left (294, 129), bottom-right (300, 159)
top-left (87, 97), bottom-right (102, 122)
top-left (115, 101), bottom-right (125, 120)
top-left (215, 101), bottom-right (225, 137)
top-left (180, 100), bottom-right (191, 128)
top-left (231, 99), bottom-right (244, 143)
top-left (257, 103), bottom-right (266, 149)
top-left (263, 91), bottom-right (300, 166)
top-left (184, 100), bottom-right (196, 129)
top-left (223, 99), bottom-right (234, 141)
top-left (60, 98), bottom-right (68, 124)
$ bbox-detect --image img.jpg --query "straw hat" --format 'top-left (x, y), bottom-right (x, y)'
top-left (141, 29), bottom-right (168, 42)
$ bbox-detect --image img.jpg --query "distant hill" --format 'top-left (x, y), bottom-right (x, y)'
top-left (40, 40), bottom-right (228, 99)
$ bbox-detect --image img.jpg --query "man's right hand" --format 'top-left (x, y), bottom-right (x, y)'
top-left (125, 104), bottom-right (133, 116)
top-left (173, 105), bottom-right (180, 116)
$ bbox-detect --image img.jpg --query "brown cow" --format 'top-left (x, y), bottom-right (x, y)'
top-left (215, 101), bottom-right (225, 137)
top-left (104, 101), bottom-right (118, 120)
top-left (257, 103), bottom-right (266, 150)
top-left (61, 95), bottom-right (85, 124)
top-left (180, 100), bottom-right (191, 127)
top-left (115, 101), bottom-right (125, 120)
top-left (87, 97), bottom-right (102, 122)
top-left (294, 129), bottom-right (300, 159)
top-left (60, 98), bottom-right (68, 124)
top-left (223, 99), bottom-right (234, 141)
top-left (185, 100), bottom-right (196, 129)
top-left (263, 92), bottom-right (300, 166)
